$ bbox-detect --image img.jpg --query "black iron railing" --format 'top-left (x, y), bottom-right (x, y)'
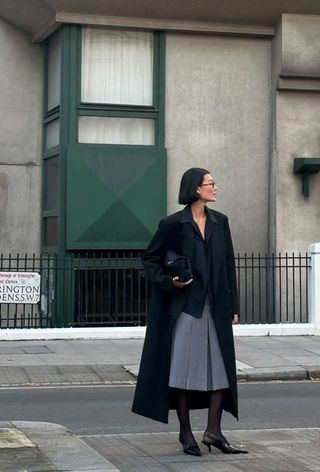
top-left (0, 252), bottom-right (311, 328)
top-left (236, 253), bottom-right (310, 324)
top-left (73, 252), bottom-right (148, 327)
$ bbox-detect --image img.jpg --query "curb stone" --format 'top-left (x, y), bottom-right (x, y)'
top-left (124, 364), bottom-right (318, 382)
top-left (242, 366), bottom-right (308, 381)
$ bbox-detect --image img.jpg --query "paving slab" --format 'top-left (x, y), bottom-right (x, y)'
top-left (0, 427), bottom-right (34, 448)
top-left (0, 447), bottom-right (55, 472)
top-left (12, 421), bottom-right (119, 472)
top-left (0, 364), bottom-right (135, 387)
top-left (82, 428), bottom-right (320, 472)
top-left (0, 366), bottom-right (30, 384)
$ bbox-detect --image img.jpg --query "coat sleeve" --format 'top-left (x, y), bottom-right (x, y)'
top-left (142, 219), bottom-right (176, 292)
top-left (223, 217), bottom-right (240, 315)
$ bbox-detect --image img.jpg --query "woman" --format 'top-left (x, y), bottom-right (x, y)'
top-left (132, 168), bottom-right (247, 456)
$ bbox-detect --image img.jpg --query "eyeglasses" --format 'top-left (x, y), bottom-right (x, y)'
top-left (199, 182), bottom-right (216, 188)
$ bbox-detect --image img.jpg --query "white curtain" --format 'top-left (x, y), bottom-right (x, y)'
top-left (78, 116), bottom-right (154, 145)
top-left (81, 28), bottom-right (153, 106)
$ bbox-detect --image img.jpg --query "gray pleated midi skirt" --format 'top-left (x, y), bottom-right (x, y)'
top-left (169, 297), bottom-right (229, 391)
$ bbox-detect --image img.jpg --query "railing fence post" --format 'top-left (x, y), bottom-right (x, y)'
top-left (308, 242), bottom-right (320, 333)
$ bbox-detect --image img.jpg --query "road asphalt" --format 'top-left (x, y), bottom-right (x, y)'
top-left (0, 335), bottom-right (319, 471)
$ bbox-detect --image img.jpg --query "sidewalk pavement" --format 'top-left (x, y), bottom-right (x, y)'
top-left (1, 422), bottom-right (320, 471)
top-left (0, 335), bottom-right (319, 471)
top-left (0, 335), bottom-right (320, 387)
top-left (0, 421), bottom-right (118, 472)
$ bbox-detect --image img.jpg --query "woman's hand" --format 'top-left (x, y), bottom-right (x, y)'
top-left (172, 277), bottom-right (193, 288)
top-left (232, 314), bottom-right (239, 325)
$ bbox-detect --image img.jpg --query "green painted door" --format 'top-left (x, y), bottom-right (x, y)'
top-left (66, 144), bottom-right (167, 249)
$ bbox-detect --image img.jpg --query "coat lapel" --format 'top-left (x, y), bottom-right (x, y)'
top-left (205, 207), bottom-right (219, 244)
top-left (205, 208), bottom-right (222, 295)
top-left (179, 206), bottom-right (196, 267)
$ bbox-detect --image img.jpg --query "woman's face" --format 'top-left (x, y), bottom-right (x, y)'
top-left (196, 173), bottom-right (218, 203)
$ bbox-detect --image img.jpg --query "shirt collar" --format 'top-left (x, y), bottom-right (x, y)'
top-left (180, 205), bottom-right (219, 224)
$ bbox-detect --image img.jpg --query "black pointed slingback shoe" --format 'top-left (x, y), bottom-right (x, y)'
top-left (179, 433), bottom-right (202, 457)
top-left (202, 431), bottom-right (248, 454)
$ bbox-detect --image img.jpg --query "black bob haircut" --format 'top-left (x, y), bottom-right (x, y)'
top-left (178, 167), bottom-right (210, 205)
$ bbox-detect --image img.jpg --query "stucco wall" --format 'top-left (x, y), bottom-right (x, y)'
top-left (272, 14), bottom-right (320, 253)
top-left (165, 33), bottom-right (271, 253)
top-left (275, 92), bottom-right (320, 252)
top-left (0, 18), bottom-right (43, 254)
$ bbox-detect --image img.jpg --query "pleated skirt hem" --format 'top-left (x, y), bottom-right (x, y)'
top-left (169, 297), bottom-right (229, 392)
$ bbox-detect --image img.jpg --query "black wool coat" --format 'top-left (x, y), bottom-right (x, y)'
top-left (132, 205), bottom-right (239, 424)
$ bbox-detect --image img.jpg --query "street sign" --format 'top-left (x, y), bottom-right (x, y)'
top-left (0, 272), bottom-right (41, 304)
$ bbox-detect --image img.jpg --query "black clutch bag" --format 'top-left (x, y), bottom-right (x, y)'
top-left (165, 250), bottom-right (193, 282)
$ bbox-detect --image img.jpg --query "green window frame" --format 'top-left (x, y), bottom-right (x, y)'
top-left (42, 28), bottom-right (61, 252)
top-left (75, 26), bottom-right (165, 147)
top-left (42, 24), bottom-right (166, 254)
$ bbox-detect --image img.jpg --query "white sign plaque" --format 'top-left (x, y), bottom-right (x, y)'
top-left (0, 272), bottom-right (41, 304)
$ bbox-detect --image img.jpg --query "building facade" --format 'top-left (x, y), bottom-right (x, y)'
top-left (0, 0), bottom-right (320, 258)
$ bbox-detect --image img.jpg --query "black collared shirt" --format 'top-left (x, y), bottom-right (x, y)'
top-left (182, 206), bottom-right (213, 318)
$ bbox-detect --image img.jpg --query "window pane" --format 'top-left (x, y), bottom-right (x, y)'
top-left (46, 119), bottom-right (60, 149)
top-left (44, 217), bottom-right (58, 247)
top-left (47, 29), bottom-right (61, 110)
top-left (81, 28), bottom-right (153, 105)
top-left (44, 157), bottom-right (59, 211)
top-left (78, 116), bottom-right (155, 145)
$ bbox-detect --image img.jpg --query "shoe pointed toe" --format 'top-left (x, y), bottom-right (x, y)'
top-left (179, 434), bottom-right (202, 457)
top-left (202, 431), bottom-right (248, 455)
top-left (183, 444), bottom-right (201, 456)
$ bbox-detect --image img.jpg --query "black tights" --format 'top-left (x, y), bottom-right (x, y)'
top-left (174, 388), bottom-right (226, 445)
